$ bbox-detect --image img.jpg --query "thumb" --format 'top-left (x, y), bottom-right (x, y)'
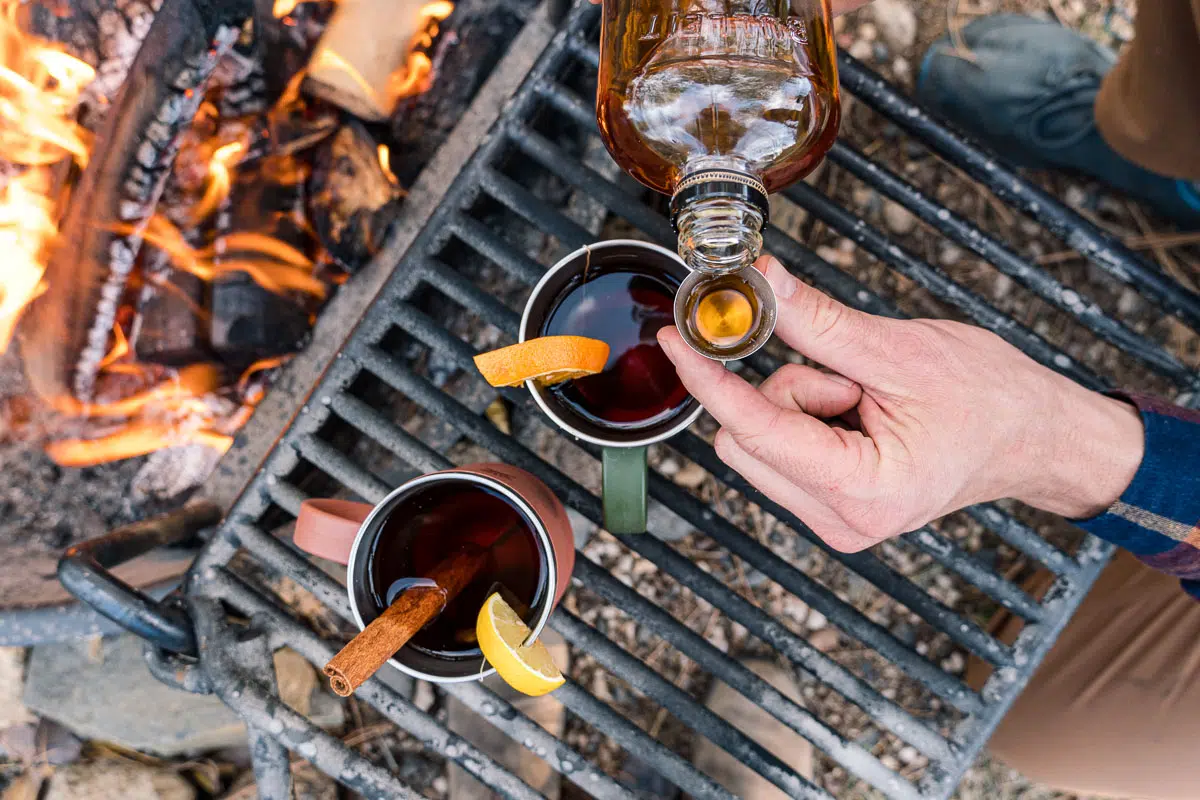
top-left (757, 256), bottom-right (887, 381)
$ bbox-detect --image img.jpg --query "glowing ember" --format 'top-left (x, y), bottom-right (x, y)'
top-left (0, 0), bottom-right (94, 352)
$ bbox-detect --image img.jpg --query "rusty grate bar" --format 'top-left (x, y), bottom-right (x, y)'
top-left (157, 2), bottom-right (1200, 799)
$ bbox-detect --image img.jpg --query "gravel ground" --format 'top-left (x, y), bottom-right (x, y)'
top-left (2, 0), bottom-right (1196, 797)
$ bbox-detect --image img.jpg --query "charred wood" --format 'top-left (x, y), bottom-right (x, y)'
top-left (209, 151), bottom-right (318, 368)
top-left (308, 121), bottom-right (400, 272)
top-left (21, 0), bottom-right (254, 403)
top-left (387, 0), bottom-right (535, 185)
top-left (209, 274), bottom-right (310, 367)
top-left (130, 252), bottom-right (210, 366)
top-left (252, 0), bottom-right (334, 101)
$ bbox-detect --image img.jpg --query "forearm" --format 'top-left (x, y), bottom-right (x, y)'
top-left (1039, 392), bottom-right (1200, 598)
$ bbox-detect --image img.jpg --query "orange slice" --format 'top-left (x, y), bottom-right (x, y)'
top-left (473, 336), bottom-right (609, 388)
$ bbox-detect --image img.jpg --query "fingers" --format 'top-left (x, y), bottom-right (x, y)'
top-left (658, 327), bottom-right (862, 482)
top-left (754, 256), bottom-right (888, 382)
top-left (713, 430), bottom-right (877, 552)
top-left (758, 364), bottom-right (861, 419)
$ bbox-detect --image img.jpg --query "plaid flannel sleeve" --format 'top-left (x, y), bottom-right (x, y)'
top-left (1074, 394), bottom-right (1200, 599)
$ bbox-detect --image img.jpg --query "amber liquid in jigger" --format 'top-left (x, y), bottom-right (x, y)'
top-left (685, 271), bottom-right (761, 353)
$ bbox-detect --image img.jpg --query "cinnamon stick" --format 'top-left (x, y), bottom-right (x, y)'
top-left (324, 548), bottom-right (486, 696)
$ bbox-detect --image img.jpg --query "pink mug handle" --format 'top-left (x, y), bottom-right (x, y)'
top-left (294, 499), bottom-right (373, 565)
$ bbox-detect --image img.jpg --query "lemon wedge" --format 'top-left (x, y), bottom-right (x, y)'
top-left (477, 592), bottom-right (564, 696)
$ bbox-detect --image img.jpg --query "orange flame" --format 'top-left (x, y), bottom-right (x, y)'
top-left (191, 139), bottom-right (246, 222)
top-left (15, 0), bottom-right (449, 470)
top-left (45, 424), bottom-right (233, 467)
top-left (377, 144), bottom-right (398, 185)
top-left (51, 363), bottom-right (222, 419)
top-left (0, 0), bottom-right (95, 352)
top-left (115, 215), bottom-right (327, 299)
top-left (388, 1), bottom-right (454, 100)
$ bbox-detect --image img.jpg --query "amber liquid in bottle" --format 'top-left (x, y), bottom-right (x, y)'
top-left (597, 0), bottom-right (839, 360)
top-left (597, 0), bottom-right (840, 197)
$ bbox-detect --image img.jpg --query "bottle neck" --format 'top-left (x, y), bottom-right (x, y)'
top-left (674, 194), bottom-right (765, 274)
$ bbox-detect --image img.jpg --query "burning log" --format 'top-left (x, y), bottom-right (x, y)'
top-left (20, 0), bottom-right (254, 404)
top-left (303, 0), bottom-right (452, 121)
top-left (308, 121), bottom-right (400, 271)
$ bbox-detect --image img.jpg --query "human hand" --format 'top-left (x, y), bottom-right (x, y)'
top-left (657, 256), bottom-right (1145, 552)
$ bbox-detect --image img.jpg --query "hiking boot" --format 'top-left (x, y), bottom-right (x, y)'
top-left (916, 14), bottom-right (1200, 228)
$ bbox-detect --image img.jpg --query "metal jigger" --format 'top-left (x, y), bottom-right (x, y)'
top-left (673, 265), bottom-right (777, 362)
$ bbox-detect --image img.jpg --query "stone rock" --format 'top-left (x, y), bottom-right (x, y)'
top-left (891, 56), bottom-right (912, 83)
top-left (567, 508), bottom-right (598, 548)
top-left (693, 659), bottom-right (812, 799)
top-left (274, 648), bottom-right (317, 717)
top-left (647, 500), bottom-right (694, 542)
top-left (0, 720), bottom-right (82, 766)
top-left (815, 245), bottom-right (854, 270)
top-left (856, 22), bottom-right (877, 41)
top-left (674, 462), bottom-right (708, 490)
top-left (1117, 287), bottom-right (1143, 315)
top-left (939, 243), bottom-right (964, 267)
top-left (24, 635), bottom-right (342, 757)
top-left (882, 201), bottom-right (917, 235)
top-left (0, 647), bottom-right (33, 729)
top-left (869, 0), bottom-right (917, 51)
top-left (808, 629), bottom-right (839, 653)
top-left (805, 610), bottom-right (828, 631)
top-left (992, 273), bottom-right (1013, 300)
top-left (1063, 184), bottom-right (1088, 210)
top-left (44, 759), bottom-right (194, 800)
top-left (941, 651), bottom-right (966, 674)
top-left (657, 458), bottom-right (680, 477)
top-left (412, 680), bottom-right (436, 712)
top-left (847, 39), bottom-right (873, 61)
top-left (225, 763), bottom-right (337, 800)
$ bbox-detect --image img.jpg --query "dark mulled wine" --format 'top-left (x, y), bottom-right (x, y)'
top-left (540, 266), bottom-right (689, 429)
top-left (366, 480), bottom-right (547, 660)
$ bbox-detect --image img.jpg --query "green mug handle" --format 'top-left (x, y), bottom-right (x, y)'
top-left (602, 446), bottom-right (647, 534)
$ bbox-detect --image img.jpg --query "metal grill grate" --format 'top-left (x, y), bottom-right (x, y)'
top-left (164, 2), bottom-right (1200, 798)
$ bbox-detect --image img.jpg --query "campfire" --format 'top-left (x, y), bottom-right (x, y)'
top-left (0, 0), bottom-right (450, 478)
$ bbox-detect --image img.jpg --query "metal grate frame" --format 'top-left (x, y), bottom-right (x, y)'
top-left (154, 2), bottom-right (1200, 798)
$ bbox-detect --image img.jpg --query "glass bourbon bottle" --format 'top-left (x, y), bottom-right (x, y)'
top-left (597, 0), bottom-right (840, 359)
